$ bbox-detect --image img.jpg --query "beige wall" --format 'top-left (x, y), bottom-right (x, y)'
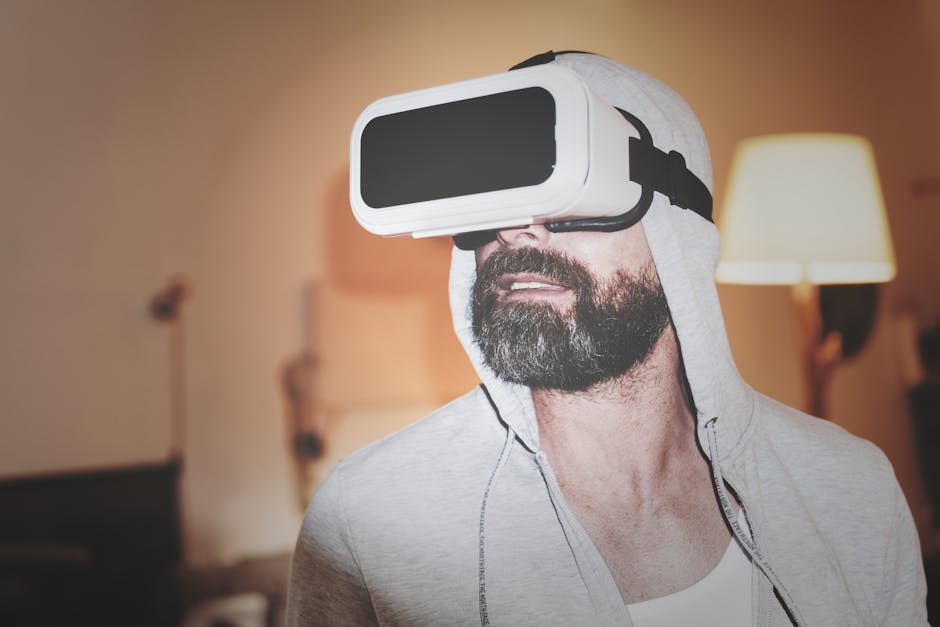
top-left (2, 0), bottom-right (938, 565)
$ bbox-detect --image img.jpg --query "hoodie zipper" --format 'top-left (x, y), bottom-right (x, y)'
top-left (704, 417), bottom-right (804, 627)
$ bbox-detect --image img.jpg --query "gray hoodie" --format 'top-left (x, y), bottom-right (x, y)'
top-left (288, 53), bottom-right (928, 626)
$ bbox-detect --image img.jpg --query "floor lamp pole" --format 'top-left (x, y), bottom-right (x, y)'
top-left (792, 281), bottom-right (843, 419)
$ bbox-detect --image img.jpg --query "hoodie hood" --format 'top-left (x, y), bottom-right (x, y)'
top-left (449, 52), bottom-right (754, 460)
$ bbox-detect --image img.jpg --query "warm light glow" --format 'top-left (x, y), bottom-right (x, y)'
top-left (716, 134), bottom-right (896, 285)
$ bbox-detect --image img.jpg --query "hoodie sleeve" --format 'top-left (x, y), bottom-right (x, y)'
top-left (879, 478), bottom-right (929, 626)
top-left (286, 463), bottom-right (379, 627)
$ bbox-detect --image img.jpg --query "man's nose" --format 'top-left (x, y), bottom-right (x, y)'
top-left (496, 223), bottom-right (551, 248)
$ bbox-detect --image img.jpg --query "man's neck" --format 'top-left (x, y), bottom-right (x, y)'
top-left (532, 325), bottom-right (701, 502)
top-left (530, 324), bottom-right (733, 603)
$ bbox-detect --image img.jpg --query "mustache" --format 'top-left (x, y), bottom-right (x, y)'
top-left (474, 247), bottom-right (595, 292)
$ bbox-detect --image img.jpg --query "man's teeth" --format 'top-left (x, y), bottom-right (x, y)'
top-left (510, 281), bottom-right (563, 291)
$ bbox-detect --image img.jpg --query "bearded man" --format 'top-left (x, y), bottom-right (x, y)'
top-left (287, 52), bottom-right (927, 626)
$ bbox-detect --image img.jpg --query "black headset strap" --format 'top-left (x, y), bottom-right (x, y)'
top-left (628, 138), bottom-right (713, 223)
top-left (509, 50), bottom-right (589, 70)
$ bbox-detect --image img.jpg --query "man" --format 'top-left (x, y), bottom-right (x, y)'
top-left (288, 52), bottom-right (927, 625)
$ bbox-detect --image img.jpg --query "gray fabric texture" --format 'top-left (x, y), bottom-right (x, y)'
top-left (287, 52), bottom-right (928, 626)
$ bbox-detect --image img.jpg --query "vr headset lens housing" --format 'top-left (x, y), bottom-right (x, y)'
top-left (360, 87), bottom-right (556, 208)
top-left (350, 63), bottom-right (711, 248)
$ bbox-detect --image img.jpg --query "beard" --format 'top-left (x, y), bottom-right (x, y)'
top-left (470, 246), bottom-right (670, 392)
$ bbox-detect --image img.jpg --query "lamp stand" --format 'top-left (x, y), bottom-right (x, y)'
top-left (792, 281), bottom-right (843, 419)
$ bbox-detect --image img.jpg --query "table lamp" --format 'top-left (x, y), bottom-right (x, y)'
top-left (716, 133), bottom-right (895, 418)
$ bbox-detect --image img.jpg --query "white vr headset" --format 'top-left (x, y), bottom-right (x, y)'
top-left (350, 51), bottom-right (712, 250)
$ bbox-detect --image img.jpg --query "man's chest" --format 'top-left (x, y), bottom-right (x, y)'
top-left (563, 485), bottom-right (734, 604)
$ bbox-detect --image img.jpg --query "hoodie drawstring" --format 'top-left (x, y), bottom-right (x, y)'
top-left (704, 417), bottom-right (805, 627)
top-left (478, 425), bottom-right (515, 626)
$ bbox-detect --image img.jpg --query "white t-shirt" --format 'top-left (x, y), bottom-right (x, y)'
top-left (626, 514), bottom-right (752, 627)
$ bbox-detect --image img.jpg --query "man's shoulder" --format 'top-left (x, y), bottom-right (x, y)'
top-left (321, 386), bottom-right (503, 502)
top-left (754, 394), bottom-right (890, 465)
top-left (739, 395), bottom-right (925, 625)
top-left (745, 393), bottom-right (900, 504)
top-left (304, 386), bottom-right (501, 549)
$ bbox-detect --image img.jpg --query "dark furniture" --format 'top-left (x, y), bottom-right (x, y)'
top-left (0, 459), bottom-right (183, 627)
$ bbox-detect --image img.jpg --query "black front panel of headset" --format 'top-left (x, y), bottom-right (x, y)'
top-left (360, 87), bottom-right (556, 208)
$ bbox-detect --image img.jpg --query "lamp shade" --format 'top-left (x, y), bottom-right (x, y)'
top-left (716, 134), bottom-right (895, 285)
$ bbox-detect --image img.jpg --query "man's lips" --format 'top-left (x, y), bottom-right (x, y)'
top-left (496, 273), bottom-right (573, 299)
